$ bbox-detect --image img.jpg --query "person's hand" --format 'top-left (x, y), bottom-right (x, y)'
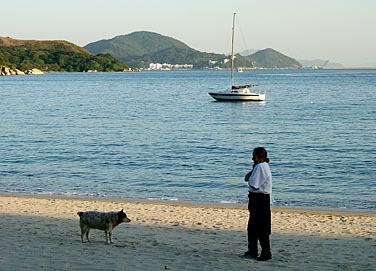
top-left (244, 171), bottom-right (252, 182)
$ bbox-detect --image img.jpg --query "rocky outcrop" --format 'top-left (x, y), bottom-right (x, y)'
top-left (25, 68), bottom-right (44, 75)
top-left (1, 66), bottom-right (16, 75)
top-left (15, 69), bottom-right (25, 75)
top-left (0, 66), bottom-right (42, 75)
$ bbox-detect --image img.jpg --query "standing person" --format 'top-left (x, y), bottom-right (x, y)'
top-left (244, 147), bottom-right (272, 261)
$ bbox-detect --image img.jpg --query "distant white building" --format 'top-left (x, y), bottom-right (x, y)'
top-left (173, 64), bottom-right (193, 69)
top-left (149, 62), bottom-right (193, 70)
top-left (149, 63), bottom-right (163, 70)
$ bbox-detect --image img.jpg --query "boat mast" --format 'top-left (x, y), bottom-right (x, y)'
top-left (231, 12), bottom-right (236, 88)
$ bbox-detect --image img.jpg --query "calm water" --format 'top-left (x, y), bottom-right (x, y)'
top-left (1, 70), bottom-right (375, 211)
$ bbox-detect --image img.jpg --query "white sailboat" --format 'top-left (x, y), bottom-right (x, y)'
top-left (209, 13), bottom-right (266, 102)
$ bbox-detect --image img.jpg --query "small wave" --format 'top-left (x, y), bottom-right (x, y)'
top-left (147, 197), bottom-right (179, 202)
top-left (219, 200), bottom-right (239, 204)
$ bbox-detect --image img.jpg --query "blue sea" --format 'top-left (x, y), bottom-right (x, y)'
top-left (1, 69), bottom-right (375, 212)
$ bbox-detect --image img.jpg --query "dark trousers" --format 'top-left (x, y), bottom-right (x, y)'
top-left (247, 193), bottom-right (271, 257)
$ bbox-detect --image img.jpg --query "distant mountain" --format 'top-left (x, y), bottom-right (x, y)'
top-left (124, 46), bottom-right (230, 69)
top-left (239, 49), bottom-right (258, 56)
top-left (85, 31), bottom-right (227, 68)
top-left (246, 48), bottom-right (302, 69)
top-left (298, 59), bottom-right (344, 68)
top-left (0, 37), bottom-right (128, 72)
top-left (84, 31), bottom-right (191, 58)
top-left (85, 32), bottom-right (301, 69)
top-left (1, 34), bottom-right (304, 72)
top-left (0, 37), bottom-right (90, 54)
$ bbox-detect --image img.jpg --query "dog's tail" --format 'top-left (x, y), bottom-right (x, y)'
top-left (77, 212), bottom-right (83, 217)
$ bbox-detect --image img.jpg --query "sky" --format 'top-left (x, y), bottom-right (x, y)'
top-left (2, 0), bottom-right (376, 67)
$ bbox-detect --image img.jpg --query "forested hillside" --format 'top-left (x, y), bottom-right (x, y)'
top-left (246, 48), bottom-right (302, 68)
top-left (85, 31), bottom-right (302, 69)
top-left (0, 37), bottom-right (128, 72)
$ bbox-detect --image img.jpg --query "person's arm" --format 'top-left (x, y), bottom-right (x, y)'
top-left (248, 165), bottom-right (261, 190)
top-left (245, 171), bottom-right (252, 182)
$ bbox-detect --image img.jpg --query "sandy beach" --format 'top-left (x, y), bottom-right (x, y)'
top-left (0, 195), bottom-right (374, 270)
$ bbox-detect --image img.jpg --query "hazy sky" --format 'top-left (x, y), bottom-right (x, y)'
top-left (2, 0), bottom-right (376, 67)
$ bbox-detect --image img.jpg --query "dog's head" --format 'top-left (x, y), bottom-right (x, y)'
top-left (118, 209), bottom-right (131, 223)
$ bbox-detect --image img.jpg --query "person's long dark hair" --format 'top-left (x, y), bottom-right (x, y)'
top-left (253, 147), bottom-right (270, 164)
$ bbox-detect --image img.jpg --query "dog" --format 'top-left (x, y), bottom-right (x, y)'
top-left (77, 209), bottom-right (131, 244)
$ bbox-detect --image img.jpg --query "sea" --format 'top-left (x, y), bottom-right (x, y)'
top-left (1, 69), bottom-right (375, 212)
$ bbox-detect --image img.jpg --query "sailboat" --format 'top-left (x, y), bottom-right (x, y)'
top-left (209, 13), bottom-right (266, 101)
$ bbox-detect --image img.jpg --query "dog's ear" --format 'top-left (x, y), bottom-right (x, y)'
top-left (120, 209), bottom-right (124, 213)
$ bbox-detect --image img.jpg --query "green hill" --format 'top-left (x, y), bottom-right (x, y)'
top-left (1, 34), bottom-right (302, 71)
top-left (247, 48), bottom-right (302, 68)
top-left (123, 46), bottom-right (231, 69)
top-left (85, 31), bottom-right (230, 69)
top-left (85, 32), bottom-right (301, 69)
top-left (85, 31), bottom-right (191, 58)
top-left (0, 37), bottom-right (128, 72)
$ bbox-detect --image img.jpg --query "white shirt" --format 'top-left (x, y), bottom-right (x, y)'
top-left (248, 162), bottom-right (272, 194)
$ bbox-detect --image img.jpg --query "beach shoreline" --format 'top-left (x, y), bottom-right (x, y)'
top-left (1, 192), bottom-right (374, 215)
top-left (1, 194), bottom-right (375, 270)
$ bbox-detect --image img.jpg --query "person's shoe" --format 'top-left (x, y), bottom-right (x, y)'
top-left (244, 251), bottom-right (258, 258)
top-left (257, 254), bottom-right (272, 261)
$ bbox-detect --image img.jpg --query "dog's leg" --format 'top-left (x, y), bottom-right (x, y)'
top-left (85, 228), bottom-right (90, 242)
top-left (79, 221), bottom-right (85, 242)
top-left (80, 228), bottom-right (84, 243)
top-left (80, 225), bottom-right (88, 243)
top-left (109, 230), bottom-right (113, 244)
top-left (105, 230), bottom-right (110, 244)
top-left (80, 222), bottom-right (91, 243)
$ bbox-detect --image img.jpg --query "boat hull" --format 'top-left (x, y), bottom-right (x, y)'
top-left (209, 92), bottom-right (266, 101)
